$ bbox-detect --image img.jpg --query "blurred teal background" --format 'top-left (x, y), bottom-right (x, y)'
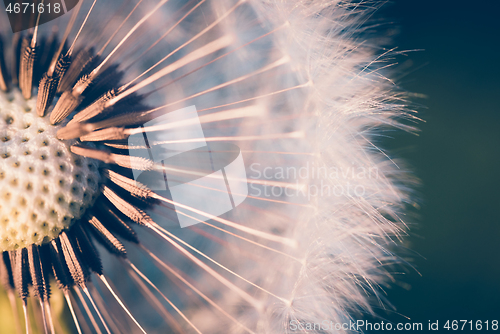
top-left (373, 0), bottom-right (500, 329)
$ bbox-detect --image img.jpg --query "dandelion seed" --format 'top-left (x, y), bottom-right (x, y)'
top-left (0, 1), bottom-right (416, 333)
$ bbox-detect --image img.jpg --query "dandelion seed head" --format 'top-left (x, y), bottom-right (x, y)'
top-left (0, 0), bottom-right (417, 333)
top-left (0, 89), bottom-right (100, 251)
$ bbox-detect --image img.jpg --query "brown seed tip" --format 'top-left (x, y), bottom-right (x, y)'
top-left (80, 127), bottom-right (127, 142)
top-left (57, 123), bottom-right (94, 140)
top-left (36, 74), bottom-right (59, 117)
top-left (50, 91), bottom-right (83, 125)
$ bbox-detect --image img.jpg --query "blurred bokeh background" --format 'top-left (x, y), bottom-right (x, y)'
top-left (374, 0), bottom-right (500, 329)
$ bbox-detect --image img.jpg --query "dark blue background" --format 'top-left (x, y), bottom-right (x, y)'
top-left (373, 0), bottom-right (500, 330)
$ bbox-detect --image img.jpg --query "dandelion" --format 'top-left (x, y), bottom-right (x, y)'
top-left (0, 0), bottom-right (417, 333)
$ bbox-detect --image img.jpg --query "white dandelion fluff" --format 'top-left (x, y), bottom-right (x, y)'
top-left (0, 0), bottom-right (417, 333)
